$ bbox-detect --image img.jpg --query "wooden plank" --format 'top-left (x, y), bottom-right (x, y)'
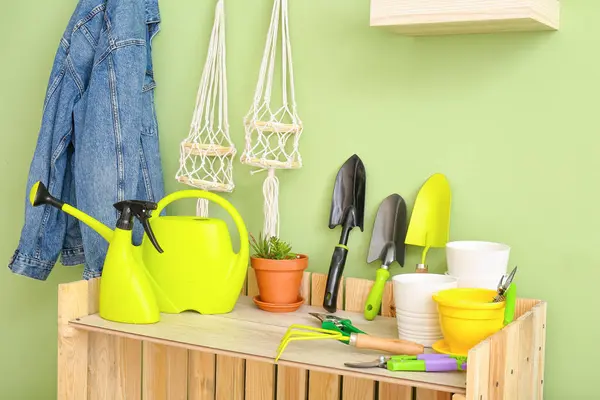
top-left (308, 372), bottom-right (340, 400)
top-left (452, 395), bottom-right (466, 400)
top-left (378, 281), bottom-right (412, 400)
top-left (189, 351), bottom-right (216, 400)
top-left (308, 273), bottom-right (343, 400)
top-left (246, 267), bottom-right (276, 400)
top-left (277, 272), bottom-right (311, 400)
top-left (87, 334), bottom-right (142, 400)
top-left (517, 312), bottom-right (535, 399)
top-left (58, 278), bottom-right (99, 400)
top-left (487, 327), bottom-right (507, 399)
top-left (533, 301), bottom-right (548, 400)
top-left (216, 356), bottom-right (245, 400)
top-left (142, 343), bottom-right (188, 400)
top-left (415, 389), bottom-right (452, 400)
top-left (532, 302), bottom-right (547, 400)
top-left (277, 364), bottom-right (307, 400)
top-left (466, 339), bottom-right (490, 400)
top-left (514, 299), bottom-right (540, 319)
top-left (501, 323), bottom-right (520, 399)
top-left (342, 278), bottom-right (376, 400)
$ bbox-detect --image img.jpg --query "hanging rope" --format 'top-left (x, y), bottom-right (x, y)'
top-left (242, 0), bottom-right (302, 237)
top-left (176, 0), bottom-right (234, 217)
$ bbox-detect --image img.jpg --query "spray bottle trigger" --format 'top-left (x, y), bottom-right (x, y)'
top-left (138, 214), bottom-right (163, 254)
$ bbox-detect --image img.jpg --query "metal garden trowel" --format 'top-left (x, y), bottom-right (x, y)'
top-left (405, 173), bottom-right (451, 272)
top-left (364, 194), bottom-right (407, 320)
top-left (323, 154), bottom-right (366, 313)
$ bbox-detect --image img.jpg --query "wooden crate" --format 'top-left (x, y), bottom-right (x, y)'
top-left (370, 0), bottom-right (560, 36)
top-left (57, 270), bottom-right (546, 400)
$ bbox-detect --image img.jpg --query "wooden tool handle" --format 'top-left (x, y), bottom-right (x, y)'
top-left (352, 334), bottom-right (424, 355)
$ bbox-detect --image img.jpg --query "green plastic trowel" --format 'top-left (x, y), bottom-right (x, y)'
top-left (405, 173), bottom-right (451, 271)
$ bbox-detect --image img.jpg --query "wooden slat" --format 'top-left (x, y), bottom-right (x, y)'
top-left (277, 272), bottom-right (311, 400)
top-left (466, 339), bottom-right (490, 400)
top-left (342, 278), bottom-right (376, 400)
top-left (142, 343), bottom-right (188, 400)
top-left (216, 356), bottom-right (245, 400)
top-left (517, 312), bottom-right (535, 399)
top-left (378, 281), bottom-right (413, 400)
top-left (277, 366), bottom-right (307, 400)
top-left (189, 351), bottom-right (216, 400)
top-left (87, 334), bottom-right (142, 400)
top-left (532, 302), bottom-right (547, 399)
top-left (501, 322), bottom-right (520, 399)
top-left (514, 298), bottom-right (540, 319)
top-left (308, 273), bottom-right (343, 400)
top-left (416, 389), bottom-right (452, 400)
top-left (533, 301), bottom-right (548, 400)
top-left (487, 327), bottom-right (506, 399)
top-left (58, 278), bottom-right (99, 400)
top-left (246, 267), bottom-right (276, 400)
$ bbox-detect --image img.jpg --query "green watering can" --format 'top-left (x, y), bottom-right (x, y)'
top-left (29, 181), bottom-right (249, 324)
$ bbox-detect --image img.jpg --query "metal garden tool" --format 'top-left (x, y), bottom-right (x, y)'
top-left (275, 313), bottom-right (424, 361)
top-left (405, 173), bottom-right (451, 272)
top-left (493, 266), bottom-right (518, 303)
top-left (345, 354), bottom-right (468, 372)
top-left (323, 154), bottom-right (366, 312)
top-left (364, 194), bottom-right (407, 320)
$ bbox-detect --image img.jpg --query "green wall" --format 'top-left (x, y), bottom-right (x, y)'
top-left (1, 0), bottom-right (598, 398)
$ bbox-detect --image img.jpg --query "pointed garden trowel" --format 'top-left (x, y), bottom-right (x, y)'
top-left (405, 173), bottom-right (451, 272)
top-left (364, 194), bottom-right (407, 320)
top-left (323, 154), bottom-right (366, 313)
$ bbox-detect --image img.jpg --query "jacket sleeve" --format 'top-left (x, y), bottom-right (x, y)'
top-left (8, 43), bottom-right (80, 280)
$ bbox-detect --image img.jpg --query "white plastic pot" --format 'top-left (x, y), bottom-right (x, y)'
top-left (446, 241), bottom-right (510, 278)
top-left (392, 273), bottom-right (458, 314)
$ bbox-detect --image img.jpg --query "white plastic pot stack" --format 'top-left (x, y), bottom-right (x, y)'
top-left (392, 274), bottom-right (458, 347)
top-left (445, 241), bottom-right (510, 290)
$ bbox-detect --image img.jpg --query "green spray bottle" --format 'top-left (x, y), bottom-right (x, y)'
top-left (30, 181), bottom-right (164, 324)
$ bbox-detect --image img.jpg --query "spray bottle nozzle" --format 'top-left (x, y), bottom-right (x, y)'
top-left (114, 200), bottom-right (163, 253)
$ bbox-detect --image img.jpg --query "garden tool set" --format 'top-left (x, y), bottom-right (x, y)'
top-left (405, 173), bottom-right (452, 273)
top-left (323, 154), bottom-right (366, 313)
top-left (344, 354), bottom-right (467, 372)
top-left (364, 193), bottom-right (407, 320)
top-left (275, 312), bottom-right (424, 361)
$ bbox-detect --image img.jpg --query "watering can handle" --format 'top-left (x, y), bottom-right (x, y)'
top-left (153, 190), bottom-right (249, 256)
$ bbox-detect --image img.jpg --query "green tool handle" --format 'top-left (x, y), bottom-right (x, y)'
top-left (364, 268), bottom-right (389, 320)
top-left (504, 282), bottom-right (517, 325)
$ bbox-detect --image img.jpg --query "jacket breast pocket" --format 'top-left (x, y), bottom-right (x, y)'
top-left (141, 71), bottom-right (158, 137)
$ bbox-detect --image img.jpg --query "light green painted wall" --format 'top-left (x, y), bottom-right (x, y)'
top-left (1, 0), bottom-right (598, 398)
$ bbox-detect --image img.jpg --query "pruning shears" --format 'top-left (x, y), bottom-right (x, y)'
top-left (344, 354), bottom-right (467, 372)
top-left (308, 312), bottom-right (366, 337)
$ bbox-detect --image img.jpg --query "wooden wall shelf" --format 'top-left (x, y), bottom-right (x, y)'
top-left (57, 270), bottom-right (547, 400)
top-left (370, 0), bottom-right (560, 36)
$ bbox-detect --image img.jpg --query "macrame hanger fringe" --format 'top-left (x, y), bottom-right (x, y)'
top-left (196, 198), bottom-right (209, 218)
top-left (262, 168), bottom-right (279, 238)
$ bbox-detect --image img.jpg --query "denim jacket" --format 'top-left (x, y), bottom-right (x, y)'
top-left (9, 0), bottom-right (165, 280)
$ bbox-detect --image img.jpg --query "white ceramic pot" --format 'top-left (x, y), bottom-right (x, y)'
top-left (449, 273), bottom-right (502, 291)
top-left (446, 241), bottom-right (510, 278)
top-left (396, 332), bottom-right (442, 347)
top-left (392, 273), bottom-right (458, 315)
top-left (397, 326), bottom-right (442, 338)
top-left (395, 313), bottom-right (441, 332)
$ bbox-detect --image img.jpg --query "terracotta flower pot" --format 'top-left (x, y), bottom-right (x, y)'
top-left (251, 254), bottom-right (308, 304)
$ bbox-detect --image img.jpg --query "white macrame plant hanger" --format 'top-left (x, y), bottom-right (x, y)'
top-left (241, 0), bottom-right (302, 238)
top-left (176, 0), bottom-right (235, 217)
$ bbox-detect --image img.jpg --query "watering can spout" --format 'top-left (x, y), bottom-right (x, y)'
top-left (29, 181), bottom-right (114, 242)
